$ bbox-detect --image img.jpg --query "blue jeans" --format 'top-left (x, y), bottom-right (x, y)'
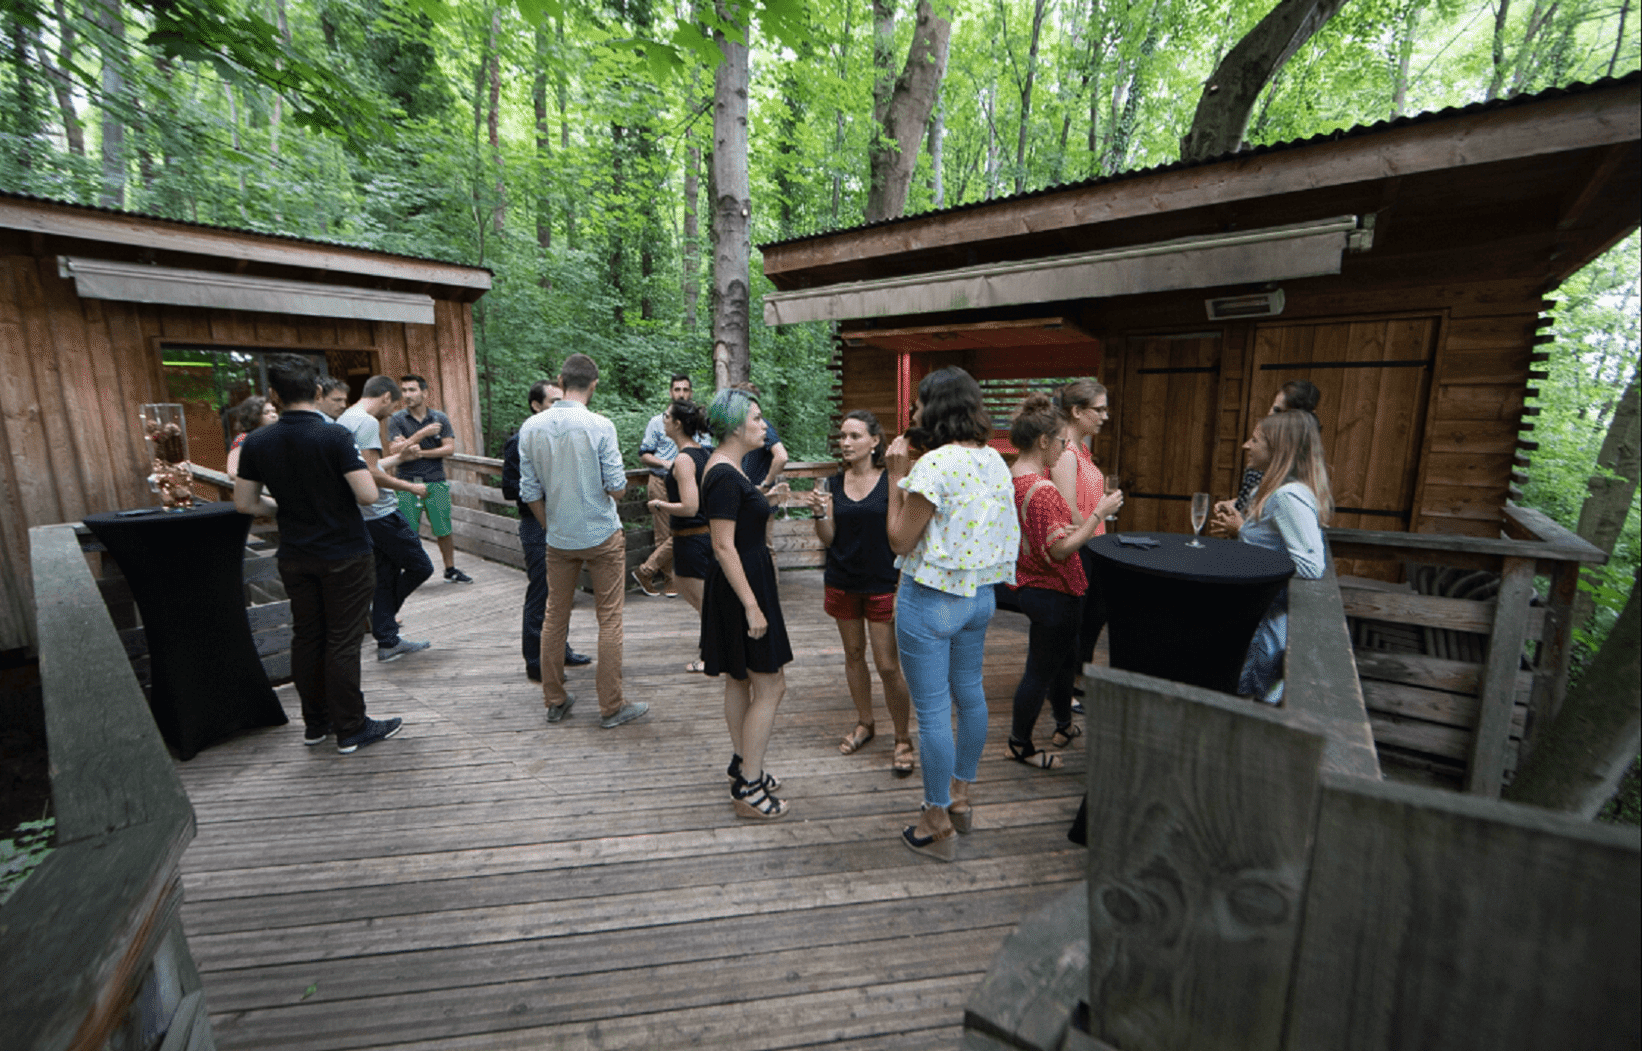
top-left (364, 512), bottom-right (434, 649)
top-left (895, 578), bottom-right (994, 808)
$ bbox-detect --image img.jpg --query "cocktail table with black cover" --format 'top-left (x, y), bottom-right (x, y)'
top-left (84, 501), bottom-right (286, 759)
top-left (1088, 533), bottom-right (1295, 695)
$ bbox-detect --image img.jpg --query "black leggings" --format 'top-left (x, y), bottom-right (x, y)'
top-left (1010, 586), bottom-right (1083, 745)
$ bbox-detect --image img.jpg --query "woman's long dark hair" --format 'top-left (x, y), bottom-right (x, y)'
top-left (906, 367), bottom-right (992, 451)
top-left (667, 398), bottom-right (709, 442)
top-left (840, 409), bottom-right (886, 467)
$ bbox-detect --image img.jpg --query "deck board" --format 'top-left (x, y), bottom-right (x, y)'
top-left (176, 546), bottom-right (1091, 1050)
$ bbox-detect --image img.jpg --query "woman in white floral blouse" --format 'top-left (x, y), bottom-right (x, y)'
top-left (885, 367), bottom-right (1020, 861)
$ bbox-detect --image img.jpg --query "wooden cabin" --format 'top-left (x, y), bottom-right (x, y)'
top-left (761, 75), bottom-right (1637, 791)
top-left (0, 193), bottom-right (492, 651)
top-left (761, 75), bottom-right (1639, 543)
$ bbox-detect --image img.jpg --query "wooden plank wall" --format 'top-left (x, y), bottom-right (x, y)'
top-left (0, 251), bottom-right (479, 652)
top-left (1411, 305), bottom-right (1547, 537)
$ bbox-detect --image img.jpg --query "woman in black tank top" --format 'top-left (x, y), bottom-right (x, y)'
top-left (646, 400), bottom-right (713, 624)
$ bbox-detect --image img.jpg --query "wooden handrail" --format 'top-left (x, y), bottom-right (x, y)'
top-left (2, 526), bottom-right (211, 1049)
top-left (1285, 561), bottom-right (1381, 781)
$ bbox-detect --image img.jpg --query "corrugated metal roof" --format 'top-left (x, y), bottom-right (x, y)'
top-left (759, 71), bottom-right (1642, 251)
top-left (0, 187), bottom-right (493, 276)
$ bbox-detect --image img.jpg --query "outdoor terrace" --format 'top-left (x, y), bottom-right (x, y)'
top-left (173, 551), bottom-right (1085, 1050)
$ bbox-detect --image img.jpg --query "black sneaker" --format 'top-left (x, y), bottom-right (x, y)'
top-left (337, 717), bottom-right (403, 754)
top-left (445, 567), bottom-right (473, 583)
top-left (303, 725), bottom-right (331, 746)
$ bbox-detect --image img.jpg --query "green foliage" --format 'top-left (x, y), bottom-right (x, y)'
top-left (0, 0), bottom-right (1635, 476)
top-left (1522, 232), bottom-right (1641, 677)
top-left (0, 817), bottom-right (54, 907)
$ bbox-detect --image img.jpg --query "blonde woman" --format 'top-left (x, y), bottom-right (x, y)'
top-left (1213, 411), bottom-right (1332, 704)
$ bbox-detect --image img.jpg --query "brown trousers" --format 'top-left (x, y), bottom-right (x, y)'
top-left (639, 473), bottom-right (673, 578)
top-left (540, 529), bottom-right (626, 717)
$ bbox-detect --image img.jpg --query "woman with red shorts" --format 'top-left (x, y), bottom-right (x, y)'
top-left (808, 410), bottom-right (915, 777)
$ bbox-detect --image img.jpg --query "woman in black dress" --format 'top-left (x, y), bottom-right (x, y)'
top-left (701, 388), bottom-right (793, 819)
top-left (647, 399), bottom-right (714, 669)
top-left (807, 410), bottom-right (914, 776)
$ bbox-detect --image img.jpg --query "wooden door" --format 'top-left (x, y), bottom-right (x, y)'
top-left (1117, 333), bottom-right (1221, 534)
top-left (1248, 316), bottom-right (1438, 532)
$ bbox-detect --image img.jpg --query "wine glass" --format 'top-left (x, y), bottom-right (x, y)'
top-left (1187, 492), bottom-right (1211, 548)
top-left (769, 480), bottom-right (792, 519)
top-left (1104, 473), bottom-right (1121, 523)
top-left (812, 477), bottom-right (830, 520)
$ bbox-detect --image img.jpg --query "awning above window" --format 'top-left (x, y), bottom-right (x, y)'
top-left (763, 216), bottom-right (1364, 326)
top-left (57, 256), bottom-right (437, 325)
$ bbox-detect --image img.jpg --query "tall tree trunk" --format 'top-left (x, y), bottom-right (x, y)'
top-left (270, 0), bottom-right (288, 223)
top-left (1106, 17), bottom-right (1158, 175)
top-left (1487, 0), bottom-right (1512, 100)
top-left (557, 14), bottom-right (575, 247)
top-left (684, 115), bottom-right (700, 331)
top-left (9, 22), bottom-right (37, 172)
top-left (1179, 0), bottom-right (1349, 163)
top-left (1505, 573), bottom-right (1641, 817)
top-left (712, 1), bottom-right (751, 388)
top-left (95, 0), bottom-right (126, 208)
top-left (865, 0), bottom-right (951, 222)
top-left (1571, 369), bottom-right (1641, 632)
top-left (927, 96), bottom-right (944, 209)
top-left (1013, 0), bottom-right (1048, 195)
top-left (1610, 0), bottom-right (1632, 77)
top-left (532, 21), bottom-right (552, 286)
top-left (488, 8), bottom-right (504, 235)
top-left (1390, 2), bottom-right (1418, 118)
top-left (610, 123), bottom-right (626, 326)
top-left (42, 0), bottom-right (84, 156)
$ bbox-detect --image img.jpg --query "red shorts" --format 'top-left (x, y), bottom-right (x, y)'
top-left (824, 586), bottom-right (896, 624)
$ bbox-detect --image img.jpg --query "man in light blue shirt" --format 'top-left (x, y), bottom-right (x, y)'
top-left (518, 353), bottom-right (648, 730)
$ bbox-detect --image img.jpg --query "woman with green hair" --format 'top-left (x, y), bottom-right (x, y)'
top-left (700, 387), bottom-right (794, 819)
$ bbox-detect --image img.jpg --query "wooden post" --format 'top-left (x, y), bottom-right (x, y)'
top-left (1525, 556), bottom-right (1580, 754)
top-left (1465, 556), bottom-right (1535, 796)
top-left (1084, 668), bottom-right (1324, 1051)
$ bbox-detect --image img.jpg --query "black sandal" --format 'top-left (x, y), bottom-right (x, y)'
top-left (1007, 738), bottom-right (1061, 770)
top-left (1051, 723), bottom-right (1083, 749)
top-left (727, 754), bottom-right (780, 790)
top-left (732, 772), bottom-right (788, 820)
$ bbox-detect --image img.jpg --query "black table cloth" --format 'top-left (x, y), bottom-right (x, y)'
top-left (1088, 533), bottom-right (1295, 695)
top-left (85, 501), bottom-right (285, 759)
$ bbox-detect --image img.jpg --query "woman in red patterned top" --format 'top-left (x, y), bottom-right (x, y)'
top-left (1005, 394), bottom-right (1112, 769)
top-left (1047, 379), bottom-right (1123, 689)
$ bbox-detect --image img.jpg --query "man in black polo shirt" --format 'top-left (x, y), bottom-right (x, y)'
top-left (233, 355), bottom-right (404, 755)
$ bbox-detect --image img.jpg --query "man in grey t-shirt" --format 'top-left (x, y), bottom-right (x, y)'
top-left (340, 375), bottom-right (436, 661)
top-left (388, 374), bottom-right (471, 583)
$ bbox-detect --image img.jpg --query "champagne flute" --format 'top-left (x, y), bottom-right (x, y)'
top-left (1187, 492), bottom-right (1211, 548)
top-left (1104, 473), bottom-right (1121, 523)
top-left (813, 476), bottom-right (830, 520)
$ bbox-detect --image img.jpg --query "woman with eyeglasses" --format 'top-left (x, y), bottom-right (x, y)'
top-left (1046, 379), bottom-right (1123, 688)
top-left (1004, 394), bottom-right (1110, 768)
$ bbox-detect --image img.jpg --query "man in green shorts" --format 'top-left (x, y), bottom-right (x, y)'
top-left (388, 374), bottom-right (472, 583)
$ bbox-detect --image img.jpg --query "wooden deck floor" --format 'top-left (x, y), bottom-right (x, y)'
top-left (176, 546), bottom-right (1090, 1050)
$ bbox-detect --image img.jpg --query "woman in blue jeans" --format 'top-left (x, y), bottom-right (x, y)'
top-left (885, 367), bottom-right (1019, 861)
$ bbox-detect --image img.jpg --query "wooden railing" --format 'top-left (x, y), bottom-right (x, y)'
top-left (965, 667), bottom-right (1641, 1051)
top-left (1326, 506), bottom-right (1605, 797)
top-left (1, 525), bottom-right (214, 1050)
top-left (440, 454), bottom-right (836, 575)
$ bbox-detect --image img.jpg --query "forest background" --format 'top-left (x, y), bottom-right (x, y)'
top-left (0, 0), bottom-right (1637, 680)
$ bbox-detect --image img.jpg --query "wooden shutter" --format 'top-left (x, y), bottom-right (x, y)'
top-left (1249, 316), bottom-right (1439, 532)
top-left (1117, 333), bottom-right (1221, 534)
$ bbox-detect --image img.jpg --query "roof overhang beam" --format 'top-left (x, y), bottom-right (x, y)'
top-left (763, 216), bottom-right (1360, 326)
top-left (58, 256), bottom-right (437, 325)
